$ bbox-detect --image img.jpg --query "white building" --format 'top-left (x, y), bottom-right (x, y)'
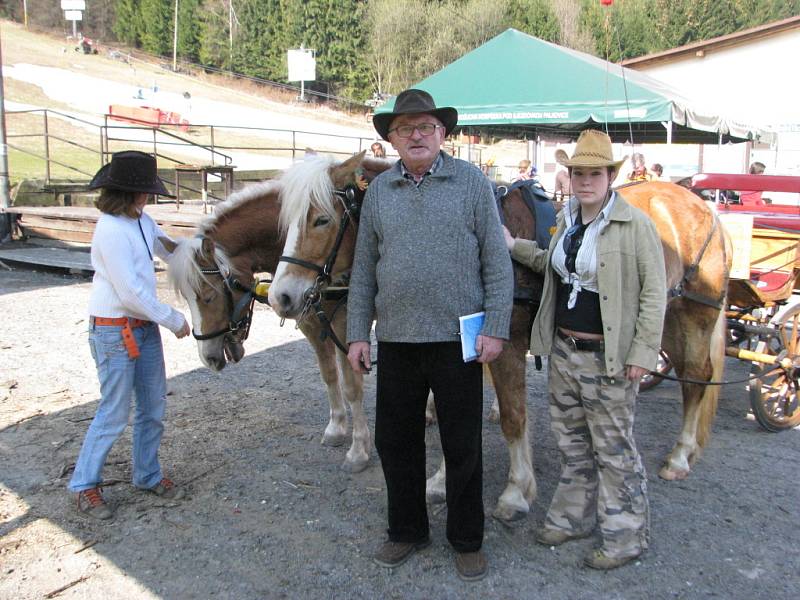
top-left (621, 15), bottom-right (800, 177)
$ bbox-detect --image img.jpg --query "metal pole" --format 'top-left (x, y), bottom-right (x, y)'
top-left (228, 0), bottom-right (234, 67)
top-left (23, 0), bottom-right (29, 28)
top-left (172, 0), bottom-right (179, 72)
top-left (0, 27), bottom-right (12, 242)
top-left (43, 111), bottom-right (51, 184)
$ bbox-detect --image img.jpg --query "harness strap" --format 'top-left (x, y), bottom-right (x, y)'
top-left (667, 209), bottom-right (726, 310)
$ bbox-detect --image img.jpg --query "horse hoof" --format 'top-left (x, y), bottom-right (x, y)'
top-left (658, 464), bottom-right (690, 480)
top-left (321, 433), bottom-right (346, 447)
top-left (341, 457), bottom-right (369, 473)
top-left (492, 504), bottom-right (529, 523)
top-left (487, 409), bottom-right (500, 423)
top-left (426, 490), bottom-right (446, 505)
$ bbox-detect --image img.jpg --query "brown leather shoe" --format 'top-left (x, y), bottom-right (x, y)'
top-left (74, 487), bottom-right (113, 520)
top-left (373, 539), bottom-right (431, 568)
top-left (145, 477), bottom-right (185, 500)
top-left (583, 549), bottom-right (641, 570)
top-left (535, 527), bottom-right (592, 547)
top-left (455, 550), bottom-right (488, 581)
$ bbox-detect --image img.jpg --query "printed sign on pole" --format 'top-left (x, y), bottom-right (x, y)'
top-left (287, 48), bottom-right (316, 83)
top-left (64, 10), bottom-right (83, 21)
top-left (61, 0), bottom-right (86, 9)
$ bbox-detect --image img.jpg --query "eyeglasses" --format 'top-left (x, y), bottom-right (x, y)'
top-left (388, 123), bottom-right (442, 138)
top-left (562, 223), bottom-right (584, 273)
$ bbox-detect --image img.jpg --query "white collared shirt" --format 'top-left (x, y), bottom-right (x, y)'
top-left (551, 192), bottom-right (617, 309)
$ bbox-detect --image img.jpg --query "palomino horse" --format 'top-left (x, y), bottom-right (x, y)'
top-left (622, 181), bottom-right (731, 480)
top-left (164, 181), bottom-right (372, 473)
top-left (269, 153), bottom-right (544, 521)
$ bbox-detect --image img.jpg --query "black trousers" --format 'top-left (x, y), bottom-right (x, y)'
top-left (375, 341), bottom-right (484, 553)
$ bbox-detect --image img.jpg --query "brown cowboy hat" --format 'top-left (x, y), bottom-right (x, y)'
top-left (555, 130), bottom-right (626, 171)
top-left (89, 150), bottom-right (175, 198)
top-left (373, 89), bottom-right (458, 141)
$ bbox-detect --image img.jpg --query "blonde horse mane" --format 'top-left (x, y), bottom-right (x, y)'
top-left (278, 155), bottom-right (339, 233)
top-left (167, 237), bottom-right (234, 296)
top-left (199, 180), bottom-right (281, 236)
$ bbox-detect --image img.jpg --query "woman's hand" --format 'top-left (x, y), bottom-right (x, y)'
top-left (502, 225), bottom-right (515, 251)
top-left (175, 320), bottom-right (191, 339)
top-left (626, 364), bottom-right (648, 381)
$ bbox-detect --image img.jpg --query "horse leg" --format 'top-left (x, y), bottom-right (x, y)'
top-left (426, 457), bottom-right (447, 504)
top-left (659, 305), bottom-right (725, 480)
top-left (332, 312), bottom-right (370, 473)
top-left (488, 337), bottom-right (536, 522)
top-left (487, 365), bottom-right (500, 423)
top-left (425, 393), bottom-right (437, 426)
top-left (298, 319), bottom-right (348, 448)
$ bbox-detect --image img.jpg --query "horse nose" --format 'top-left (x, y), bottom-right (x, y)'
top-left (206, 356), bottom-right (226, 371)
top-left (278, 293), bottom-right (294, 312)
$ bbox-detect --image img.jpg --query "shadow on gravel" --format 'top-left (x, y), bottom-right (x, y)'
top-left (2, 341), bottom-right (799, 599)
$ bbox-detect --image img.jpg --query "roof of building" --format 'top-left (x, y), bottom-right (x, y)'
top-left (621, 15), bottom-right (800, 69)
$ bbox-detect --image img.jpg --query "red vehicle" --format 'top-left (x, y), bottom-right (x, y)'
top-left (689, 172), bottom-right (800, 232)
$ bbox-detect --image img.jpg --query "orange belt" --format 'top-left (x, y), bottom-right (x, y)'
top-left (91, 316), bottom-right (150, 359)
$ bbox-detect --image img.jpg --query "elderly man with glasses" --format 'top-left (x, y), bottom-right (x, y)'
top-left (346, 89), bottom-right (513, 581)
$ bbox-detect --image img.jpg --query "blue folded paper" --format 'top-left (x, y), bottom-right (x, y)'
top-left (459, 311), bottom-right (485, 362)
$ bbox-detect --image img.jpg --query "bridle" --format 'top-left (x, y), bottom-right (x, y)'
top-left (192, 248), bottom-right (270, 342)
top-left (277, 183), bottom-right (364, 353)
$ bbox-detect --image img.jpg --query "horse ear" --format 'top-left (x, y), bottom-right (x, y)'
top-left (158, 236), bottom-right (177, 254)
top-left (201, 237), bottom-right (215, 257)
top-left (361, 156), bottom-right (392, 181)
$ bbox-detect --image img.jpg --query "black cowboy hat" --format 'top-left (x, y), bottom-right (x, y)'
top-left (89, 150), bottom-right (175, 198)
top-left (373, 89), bottom-right (458, 142)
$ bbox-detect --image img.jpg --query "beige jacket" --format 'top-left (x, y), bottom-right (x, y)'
top-left (511, 193), bottom-right (666, 377)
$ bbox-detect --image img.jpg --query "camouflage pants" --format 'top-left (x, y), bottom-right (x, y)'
top-left (543, 334), bottom-right (650, 559)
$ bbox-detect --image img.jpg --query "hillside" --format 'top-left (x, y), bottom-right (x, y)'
top-left (1, 20), bottom-right (378, 180)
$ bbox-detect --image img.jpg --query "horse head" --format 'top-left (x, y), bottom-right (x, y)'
top-left (166, 235), bottom-right (250, 371)
top-left (269, 151), bottom-right (390, 318)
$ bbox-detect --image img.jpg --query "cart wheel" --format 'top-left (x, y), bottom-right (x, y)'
top-left (749, 307), bottom-right (800, 431)
top-left (639, 350), bottom-right (672, 391)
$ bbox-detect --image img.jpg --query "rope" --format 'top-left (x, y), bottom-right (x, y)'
top-left (646, 366), bottom-right (784, 387)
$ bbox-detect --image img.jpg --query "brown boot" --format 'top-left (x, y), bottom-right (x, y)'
top-left (535, 527), bottom-right (592, 547)
top-left (74, 487), bottom-right (113, 520)
top-left (455, 550), bottom-right (488, 581)
top-left (373, 539), bottom-right (431, 568)
top-left (584, 549), bottom-right (641, 570)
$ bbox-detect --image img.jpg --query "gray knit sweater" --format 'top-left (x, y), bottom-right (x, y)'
top-left (346, 152), bottom-right (513, 344)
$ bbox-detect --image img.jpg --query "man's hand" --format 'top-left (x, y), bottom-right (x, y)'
top-left (476, 335), bottom-right (504, 363)
top-left (348, 341), bottom-right (372, 374)
top-left (626, 364), bottom-right (648, 381)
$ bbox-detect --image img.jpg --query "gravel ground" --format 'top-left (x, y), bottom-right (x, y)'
top-left (1, 263), bottom-right (798, 600)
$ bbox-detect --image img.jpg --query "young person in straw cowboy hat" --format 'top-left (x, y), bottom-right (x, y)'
top-left (68, 151), bottom-right (190, 520)
top-left (502, 129), bottom-right (666, 569)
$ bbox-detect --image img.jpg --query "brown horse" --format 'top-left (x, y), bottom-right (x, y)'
top-left (165, 181), bottom-right (372, 473)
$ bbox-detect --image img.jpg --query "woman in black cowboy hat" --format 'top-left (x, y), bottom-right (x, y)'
top-left (68, 151), bottom-right (190, 520)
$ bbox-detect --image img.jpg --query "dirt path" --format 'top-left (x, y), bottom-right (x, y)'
top-left (1, 264), bottom-right (798, 599)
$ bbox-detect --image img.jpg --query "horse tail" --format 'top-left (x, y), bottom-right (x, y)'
top-left (697, 302), bottom-right (727, 448)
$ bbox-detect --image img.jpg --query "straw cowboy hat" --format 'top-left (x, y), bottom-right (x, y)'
top-left (555, 130), bottom-right (626, 171)
top-left (89, 150), bottom-right (175, 198)
top-left (373, 89), bottom-right (458, 141)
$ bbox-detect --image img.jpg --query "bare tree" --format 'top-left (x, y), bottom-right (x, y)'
top-left (550, 0), bottom-right (594, 53)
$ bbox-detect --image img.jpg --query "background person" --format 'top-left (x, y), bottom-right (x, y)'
top-left (554, 167), bottom-right (571, 201)
top-left (68, 151), bottom-right (190, 520)
top-left (370, 141), bottom-right (386, 158)
top-left (739, 161), bottom-right (767, 205)
top-left (513, 158), bottom-right (533, 182)
top-left (626, 152), bottom-right (652, 183)
top-left (651, 163), bottom-right (665, 181)
top-left (346, 88), bottom-right (513, 582)
top-left (503, 130), bottom-right (666, 570)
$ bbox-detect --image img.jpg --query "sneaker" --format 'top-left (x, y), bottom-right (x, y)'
top-left (146, 477), bottom-right (185, 500)
top-left (74, 487), bottom-right (113, 520)
top-left (535, 527), bottom-right (592, 547)
top-left (455, 550), bottom-right (488, 581)
top-left (583, 549), bottom-right (641, 570)
top-left (373, 539), bottom-right (431, 568)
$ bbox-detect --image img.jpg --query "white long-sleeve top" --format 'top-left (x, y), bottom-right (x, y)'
top-left (88, 211), bottom-right (185, 334)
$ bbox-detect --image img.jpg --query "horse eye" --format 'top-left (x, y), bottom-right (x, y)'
top-left (202, 292), bottom-right (217, 304)
top-left (313, 215), bottom-right (331, 227)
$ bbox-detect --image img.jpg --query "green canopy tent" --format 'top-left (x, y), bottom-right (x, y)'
top-left (375, 29), bottom-right (770, 145)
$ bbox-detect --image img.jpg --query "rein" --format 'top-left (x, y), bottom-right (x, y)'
top-left (191, 260), bottom-right (270, 342)
top-left (277, 184), bottom-right (365, 356)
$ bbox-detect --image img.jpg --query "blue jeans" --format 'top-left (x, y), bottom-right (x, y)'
top-left (69, 322), bottom-right (168, 492)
